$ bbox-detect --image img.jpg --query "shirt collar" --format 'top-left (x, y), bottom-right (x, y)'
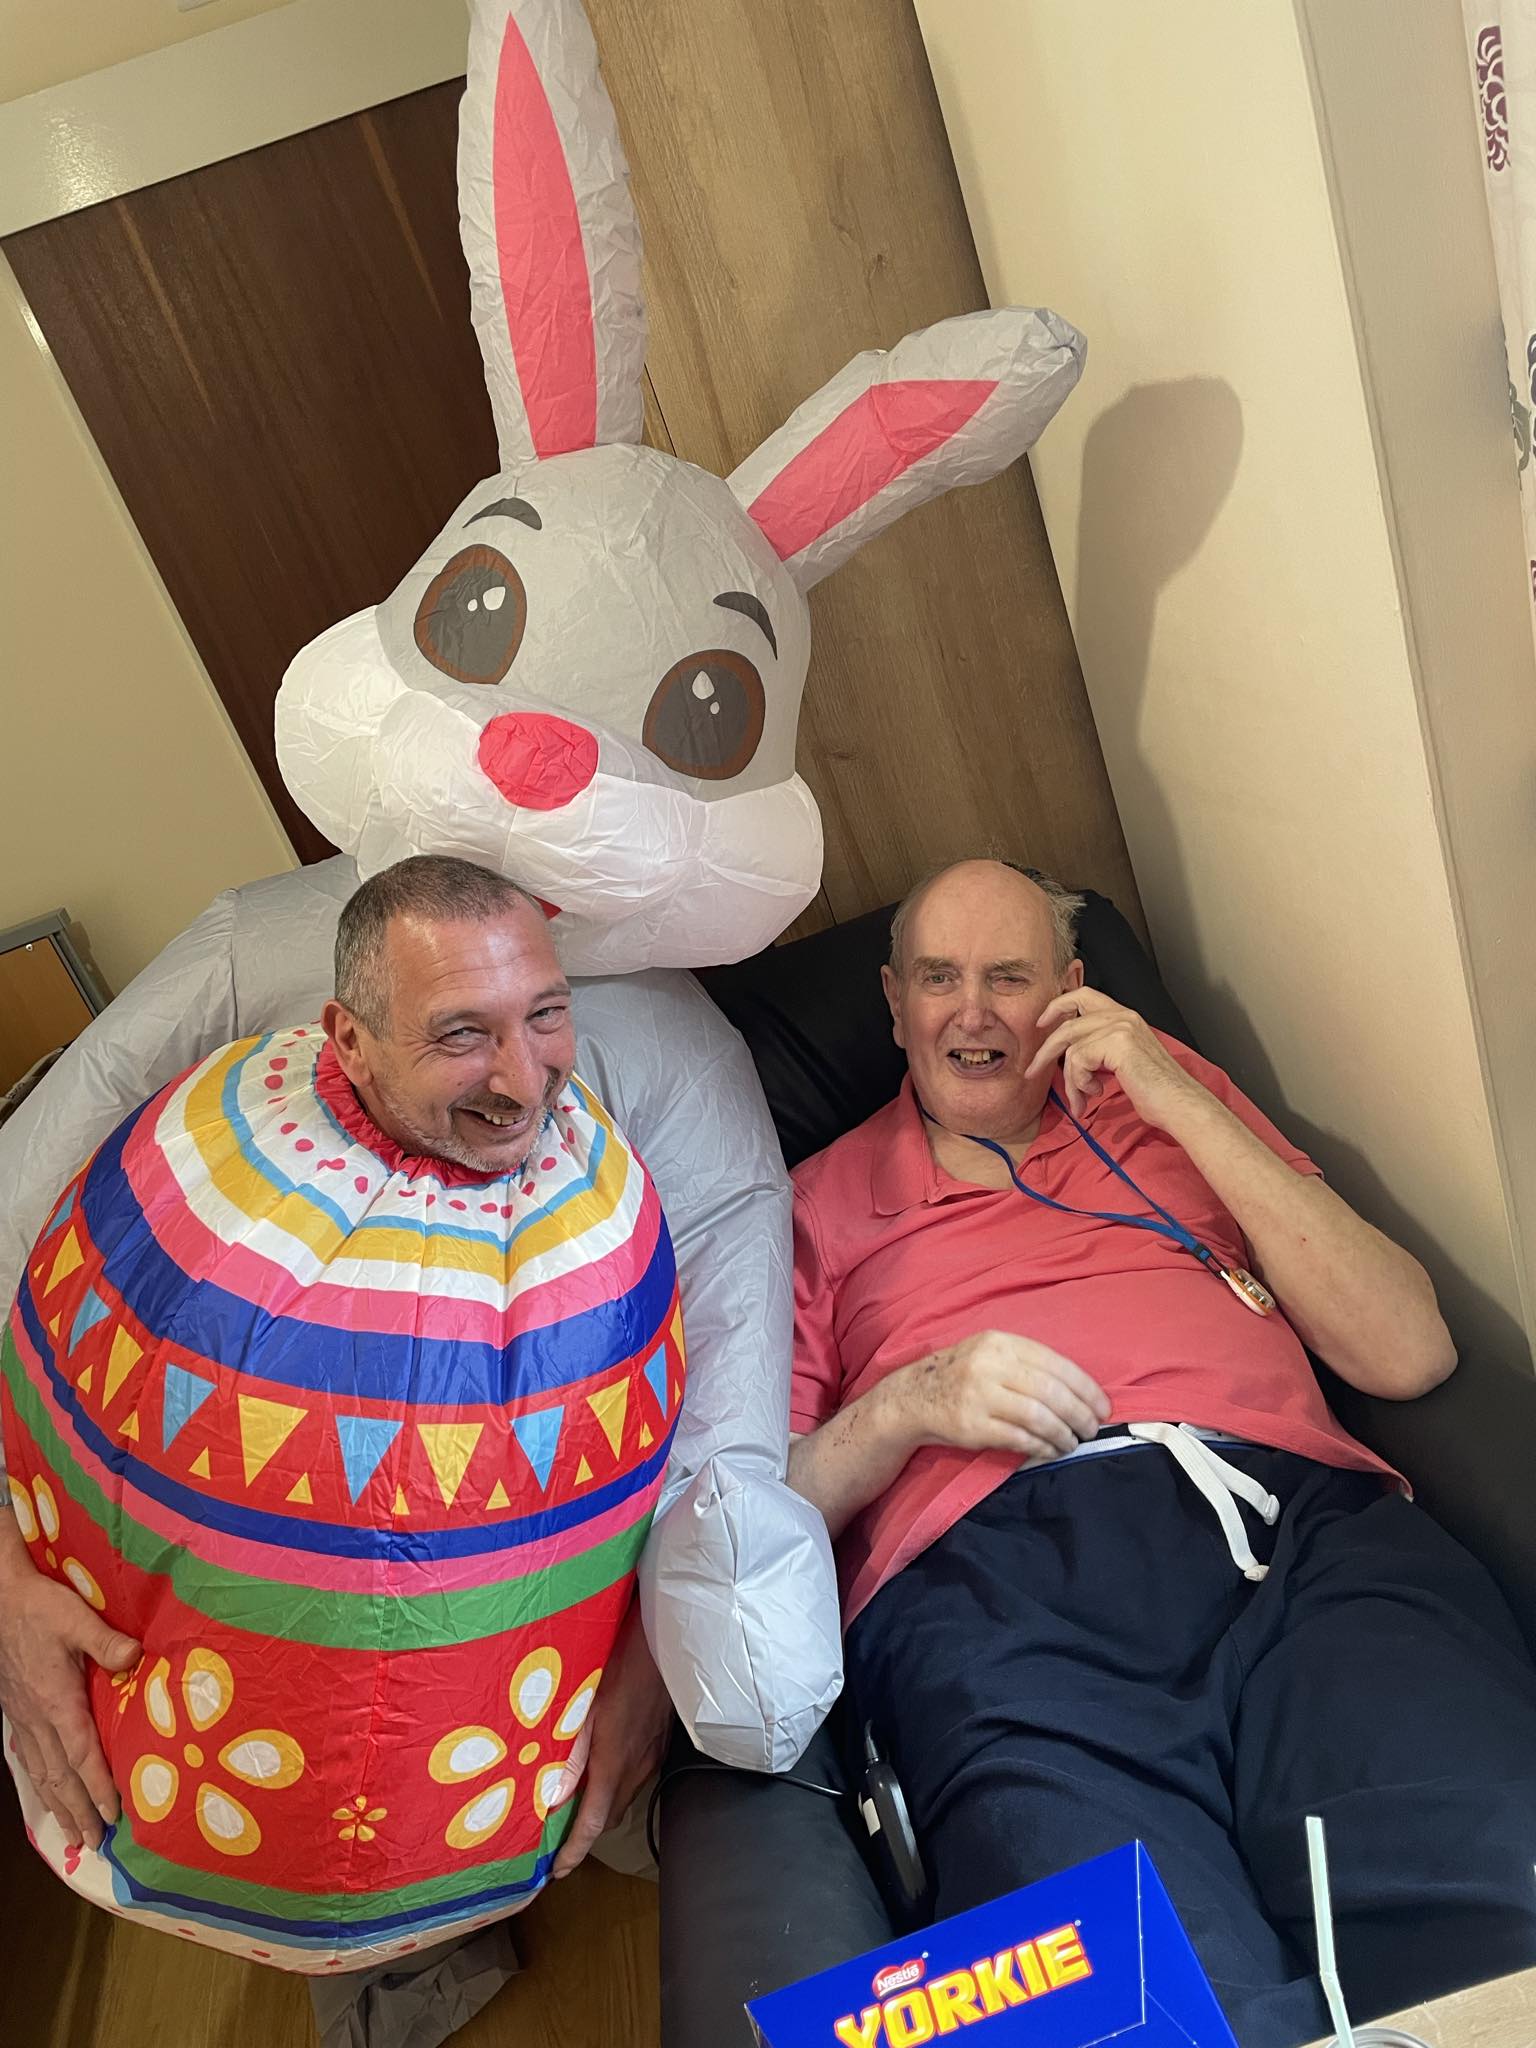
top-left (868, 1070), bottom-right (1090, 1216)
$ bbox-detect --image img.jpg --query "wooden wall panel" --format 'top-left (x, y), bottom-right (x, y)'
top-left (595, 0), bottom-right (1140, 933)
top-left (4, 0), bottom-right (1141, 934)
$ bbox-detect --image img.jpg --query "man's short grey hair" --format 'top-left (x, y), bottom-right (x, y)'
top-left (889, 860), bottom-right (1085, 979)
top-left (335, 856), bottom-right (542, 1033)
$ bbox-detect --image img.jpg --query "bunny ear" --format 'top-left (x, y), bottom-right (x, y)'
top-left (728, 308), bottom-right (1086, 592)
top-left (460, 0), bottom-right (647, 464)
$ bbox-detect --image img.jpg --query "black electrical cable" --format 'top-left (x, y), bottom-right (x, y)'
top-left (645, 1763), bottom-right (846, 1868)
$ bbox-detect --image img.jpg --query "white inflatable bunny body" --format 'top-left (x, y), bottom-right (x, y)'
top-left (1, 0), bottom-right (1085, 1784)
top-left (275, 0), bottom-right (1086, 974)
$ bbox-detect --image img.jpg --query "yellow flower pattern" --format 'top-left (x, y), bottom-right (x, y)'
top-left (8, 1482), bottom-right (310, 1863)
top-left (10, 1476), bottom-right (606, 1875)
top-left (126, 1645), bottom-right (306, 1857)
top-left (10, 1473), bottom-right (106, 1610)
top-left (428, 1645), bottom-right (604, 1855)
top-left (334, 1794), bottom-right (389, 1843)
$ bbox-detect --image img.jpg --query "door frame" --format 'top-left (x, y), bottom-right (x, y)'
top-left (0, 0), bottom-right (463, 236)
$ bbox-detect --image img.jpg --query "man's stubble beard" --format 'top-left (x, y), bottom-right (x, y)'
top-left (370, 1067), bottom-right (568, 1178)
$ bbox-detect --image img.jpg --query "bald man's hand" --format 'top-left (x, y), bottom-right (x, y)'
top-left (788, 1332), bottom-right (1111, 1541)
top-left (890, 1329), bottom-right (1111, 1462)
top-left (1026, 988), bottom-right (1197, 1127)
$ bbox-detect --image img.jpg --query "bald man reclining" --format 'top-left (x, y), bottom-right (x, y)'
top-left (787, 858), bottom-right (1536, 2048)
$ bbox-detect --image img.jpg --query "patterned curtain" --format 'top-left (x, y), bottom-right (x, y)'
top-left (1467, 6), bottom-right (1536, 599)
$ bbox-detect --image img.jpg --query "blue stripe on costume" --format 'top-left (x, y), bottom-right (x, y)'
top-left (102, 1836), bottom-right (560, 1945)
top-left (15, 1270), bottom-right (676, 1561)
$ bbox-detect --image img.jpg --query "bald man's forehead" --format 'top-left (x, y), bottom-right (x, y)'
top-left (925, 857), bottom-right (1047, 899)
top-left (909, 864), bottom-right (1054, 949)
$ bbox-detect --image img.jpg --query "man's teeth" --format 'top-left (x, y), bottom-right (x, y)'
top-left (952, 1050), bottom-right (1000, 1067)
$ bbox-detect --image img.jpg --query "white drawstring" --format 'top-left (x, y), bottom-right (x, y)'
top-left (1125, 1423), bottom-right (1280, 1581)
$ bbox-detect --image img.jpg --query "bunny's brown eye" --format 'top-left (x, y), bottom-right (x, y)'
top-left (643, 650), bottom-right (765, 780)
top-left (414, 545), bottom-right (527, 685)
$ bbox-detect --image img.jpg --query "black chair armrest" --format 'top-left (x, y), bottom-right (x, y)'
top-left (1318, 1349), bottom-right (1536, 1655)
top-left (658, 1718), bottom-right (895, 2048)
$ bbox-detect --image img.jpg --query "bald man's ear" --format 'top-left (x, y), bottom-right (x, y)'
top-left (1063, 960), bottom-right (1086, 994)
top-left (880, 963), bottom-right (907, 1048)
top-left (323, 999), bottom-right (374, 1090)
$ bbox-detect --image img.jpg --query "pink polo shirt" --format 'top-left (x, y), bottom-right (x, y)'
top-left (790, 1034), bottom-right (1396, 1626)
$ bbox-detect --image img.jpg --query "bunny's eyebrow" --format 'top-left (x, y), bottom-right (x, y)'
top-left (714, 590), bottom-right (777, 659)
top-left (466, 497), bottom-right (543, 532)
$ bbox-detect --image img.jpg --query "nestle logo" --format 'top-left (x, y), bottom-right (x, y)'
top-left (872, 1959), bottom-right (925, 1998)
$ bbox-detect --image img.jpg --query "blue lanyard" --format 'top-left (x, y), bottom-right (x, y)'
top-left (920, 1087), bottom-right (1219, 1270)
top-left (920, 1088), bottom-right (1277, 1315)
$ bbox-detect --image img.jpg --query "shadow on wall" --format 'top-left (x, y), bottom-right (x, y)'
top-left (1072, 374), bottom-right (1244, 973)
top-left (1072, 375), bottom-right (1529, 1371)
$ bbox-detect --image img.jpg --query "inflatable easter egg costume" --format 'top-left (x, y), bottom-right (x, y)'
top-left (4, 1025), bottom-right (681, 1966)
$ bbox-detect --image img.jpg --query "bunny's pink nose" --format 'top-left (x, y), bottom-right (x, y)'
top-left (477, 712), bottom-right (598, 812)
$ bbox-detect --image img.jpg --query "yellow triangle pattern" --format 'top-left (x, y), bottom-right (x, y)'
top-left (393, 1486), bottom-right (410, 1517)
top-left (237, 1394), bottom-right (308, 1488)
top-left (46, 1229), bottom-right (84, 1293)
top-left (286, 1473), bottom-right (313, 1505)
top-left (120, 1412), bottom-right (140, 1441)
top-left (417, 1423), bottom-right (484, 1509)
top-left (47, 1314), bottom-right (61, 1339)
top-left (76, 1366), bottom-right (94, 1395)
top-left (575, 1455), bottom-right (593, 1486)
top-left (670, 1307), bottom-right (684, 1356)
top-left (488, 1480), bottom-right (510, 1511)
top-left (587, 1381), bottom-right (629, 1459)
top-left (639, 1422), bottom-right (654, 1450)
top-left (191, 1449), bottom-right (212, 1480)
top-left (105, 1328), bottom-right (143, 1408)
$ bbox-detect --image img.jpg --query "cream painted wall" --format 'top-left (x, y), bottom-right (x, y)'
top-left (0, 257), bottom-right (294, 996)
top-left (914, 0), bottom-right (1531, 1365)
top-left (1293, 0), bottom-right (1536, 1361)
top-left (0, 0), bottom-right (296, 100)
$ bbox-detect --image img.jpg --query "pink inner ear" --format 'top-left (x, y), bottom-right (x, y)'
top-left (746, 378), bottom-right (997, 564)
top-left (493, 15), bottom-right (597, 456)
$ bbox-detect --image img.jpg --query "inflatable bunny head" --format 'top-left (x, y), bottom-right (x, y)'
top-left (275, 0), bottom-right (1086, 975)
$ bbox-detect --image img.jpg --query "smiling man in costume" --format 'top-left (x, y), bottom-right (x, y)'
top-left (1, 857), bottom-right (682, 1968)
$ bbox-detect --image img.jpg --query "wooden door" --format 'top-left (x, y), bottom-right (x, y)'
top-left (3, 0), bottom-right (1140, 932)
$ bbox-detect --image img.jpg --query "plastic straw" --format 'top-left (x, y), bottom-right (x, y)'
top-left (1307, 1815), bottom-right (1355, 2048)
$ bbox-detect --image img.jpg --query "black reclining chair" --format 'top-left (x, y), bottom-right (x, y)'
top-left (656, 893), bottom-right (1536, 2048)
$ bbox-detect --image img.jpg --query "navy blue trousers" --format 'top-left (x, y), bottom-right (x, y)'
top-left (845, 1445), bottom-right (1536, 2048)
